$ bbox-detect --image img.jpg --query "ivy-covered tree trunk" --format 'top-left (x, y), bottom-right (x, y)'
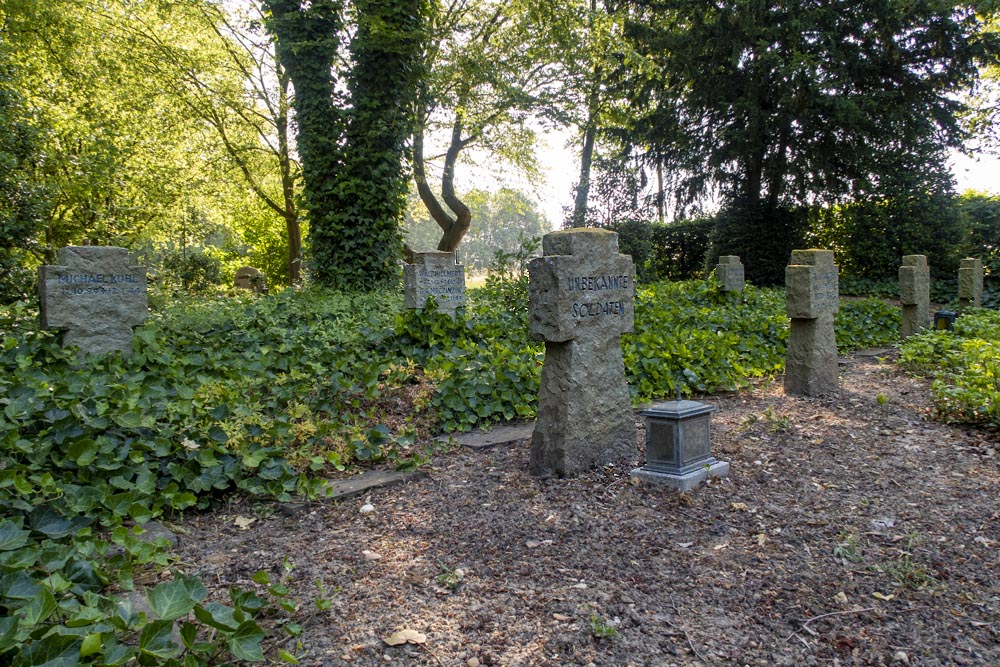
top-left (338, 0), bottom-right (426, 286)
top-left (264, 0), bottom-right (345, 283)
top-left (265, 0), bottom-right (426, 290)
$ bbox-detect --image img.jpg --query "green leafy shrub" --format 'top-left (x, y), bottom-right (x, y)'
top-left (160, 249), bottom-right (223, 293)
top-left (835, 298), bottom-right (901, 351)
top-left (899, 309), bottom-right (1000, 428)
top-left (839, 276), bottom-right (898, 299)
top-left (624, 280), bottom-right (788, 400)
top-left (647, 217), bottom-right (714, 282)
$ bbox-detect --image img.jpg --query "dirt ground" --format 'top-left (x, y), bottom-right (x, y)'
top-left (173, 351), bottom-right (1000, 667)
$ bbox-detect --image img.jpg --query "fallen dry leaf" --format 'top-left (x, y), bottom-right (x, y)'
top-left (384, 629), bottom-right (427, 646)
top-left (233, 516), bottom-right (255, 530)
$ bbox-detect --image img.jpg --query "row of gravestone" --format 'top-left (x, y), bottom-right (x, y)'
top-left (37, 242), bottom-right (984, 361)
top-left (34, 239), bottom-right (986, 488)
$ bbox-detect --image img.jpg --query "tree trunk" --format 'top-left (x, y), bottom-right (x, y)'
top-left (413, 114), bottom-right (472, 253)
top-left (276, 62), bottom-right (300, 284)
top-left (571, 119), bottom-right (597, 228)
top-left (437, 119), bottom-right (472, 251)
top-left (656, 153), bottom-right (664, 224)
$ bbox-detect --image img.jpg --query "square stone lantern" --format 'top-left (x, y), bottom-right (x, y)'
top-left (631, 397), bottom-right (729, 491)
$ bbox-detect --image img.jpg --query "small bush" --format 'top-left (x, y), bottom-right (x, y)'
top-left (899, 309), bottom-right (1000, 428)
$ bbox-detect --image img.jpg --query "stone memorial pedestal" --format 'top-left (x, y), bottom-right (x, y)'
top-left (38, 246), bottom-right (148, 356)
top-left (403, 252), bottom-right (466, 317)
top-left (716, 255), bottom-right (745, 293)
top-left (899, 255), bottom-right (929, 339)
top-left (784, 249), bottom-right (839, 396)
top-left (958, 258), bottom-right (983, 310)
top-left (632, 397), bottom-right (729, 491)
top-left (528, 229), bottom-right (636, 477)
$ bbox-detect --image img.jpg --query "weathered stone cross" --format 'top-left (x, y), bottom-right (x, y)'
top-left (38, 246), bottom-right (148, 356)
top-left (528, 229), bottom-right (636, 476)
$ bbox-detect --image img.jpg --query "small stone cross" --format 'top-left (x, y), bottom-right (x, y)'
top-left (784, 249), bottom-right (839, 396)
top-left (38, 246), bottom-right (148, 356)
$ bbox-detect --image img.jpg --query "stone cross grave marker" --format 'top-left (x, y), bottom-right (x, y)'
top-left (403, 252), bottom-right (466, 317)
top-left (38, 246), bottom-right (148, 356)
top-left (234, 266), bottom-right (267, 294)
top-left (716, 255), bottom-right (745, 293)
top-left (958, 257), bottom-right (983, 310)
top-left (784, 249), bottom-right (839, 396)
top-left (899, 255), bottom-right (929, 338)
top-left (528, 228), bottom-right (636, 477)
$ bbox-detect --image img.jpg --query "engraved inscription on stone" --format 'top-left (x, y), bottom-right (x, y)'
top-left (404, 252), bottom-right (466, 316)
top-left (38, 246), bottom-right (148, 356)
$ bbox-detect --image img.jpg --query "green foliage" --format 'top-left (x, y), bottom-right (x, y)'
top-left (899, 309), bottom-right (1000, 428)
top-left (625, 282), bottom-right (901, 402)
top-left (405, 189), bottom-right (549, 271)
top-left (0, 52), bottom-right (45, 305)
top-left (647, 218), bottom-right (714, 282)
top-left (160, 250), bottom-right (223, 293)
top-left (711, 201), bottom-right (809, 286)
top-left (838, 276), bottom-right (898, 299)
top-left (959, 193), bottom-right (1000, 271)
top-left (808, 193), bottom-right (965, 281)
top-left (589, 613), bottom-right (618, 639)
top-left (835, 299), bottom-right (901, 352)
top-left (266, 0), bottom-right (427, 290)
top-left (624, 281), bottom-right (789, 400)
top-left (620, 0), bottom-right (989, 211)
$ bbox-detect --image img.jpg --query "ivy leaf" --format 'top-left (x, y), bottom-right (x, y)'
top-left (227, 620), bottom-right (265, 662)
top-left (0, 616), bottom-right (18, 652)
top-left (20, 588), bottom-right (58, 626)
top-left (10, 634), bottom-right (80, 667)
top-left (28, 507), bottom-right (90, 539)
top-left (194, 602), bottom-right (239, 632)
top-left (138, 619), bottom-right (179, 659)
top-left (0, 519), bottom-right (30, 551)
top-left (147, 578), bottom-right (203, 621)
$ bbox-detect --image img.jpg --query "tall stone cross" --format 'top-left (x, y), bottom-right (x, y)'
top-left (784, 249), bottom-right (839, 396)
top-left (899, 255), bottom-right (930, 338)
top-left (38, 246), bottom-right (148, 357)
top-left (528, 229), bottom-right (636, 477)
top-left (958, 257), bottom-right (983, 310)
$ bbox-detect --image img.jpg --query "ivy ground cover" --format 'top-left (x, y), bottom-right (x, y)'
top-left (0, 279), bottom-right (901, 664)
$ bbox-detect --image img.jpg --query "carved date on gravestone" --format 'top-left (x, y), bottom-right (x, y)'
top-left (403, 252), bottom-right (466, 315)
top-left (38, 246), bottom-right (148, 356)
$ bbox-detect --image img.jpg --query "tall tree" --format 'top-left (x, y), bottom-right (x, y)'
top-left (0, 42), bottom-right (46, 303)
top-left (3, 0), bottom-right (280, 271)
top-left (621, 1), bottom-right (996, 211)
top-left (111, 1), bottom-right (303, 284)
top-left (412, 0), bottom-right (561, 251)
top-left (265, 0), bottom-right (427, 290)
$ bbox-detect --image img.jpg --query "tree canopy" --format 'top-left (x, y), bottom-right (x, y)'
top-left (618, 0), bottom-right (996, 211)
